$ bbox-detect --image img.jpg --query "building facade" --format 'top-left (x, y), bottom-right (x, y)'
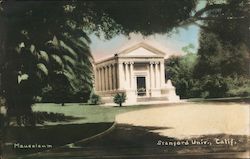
top-left (94, 43), bottom-right (180, 104)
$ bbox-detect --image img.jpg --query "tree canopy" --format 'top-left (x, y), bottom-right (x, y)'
top-left (194, 0), bottom-right (250, 78)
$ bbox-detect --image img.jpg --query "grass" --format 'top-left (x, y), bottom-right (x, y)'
top-left (2, 103), bottom-right (148, 157)
top-left (32, 103), bottom-right (149, 124)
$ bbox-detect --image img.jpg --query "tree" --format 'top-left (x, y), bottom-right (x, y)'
top-left (113, 93), bottom-right (126, 107)
top-left (194, 0), bottom-right (249, 78)
top-left (0, 2), bottom-right (94, 125)
top-left (88, 93), bottom-right (101, 105)
top-left (193, 0), bottom-right (250, 98)
top-left (194, 31), bottom-right (223, 78)
top-left (166, 50), bottom-right (198, 99)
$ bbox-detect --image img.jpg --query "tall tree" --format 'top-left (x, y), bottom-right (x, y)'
top-left (0, 2), bottom-right (94, 125)
top-left (166, 45), bottom-right (198, 98)
top-left (193, 0), bottom-right (250, 98)
top-left (194, 0), bottom-right (250, 78)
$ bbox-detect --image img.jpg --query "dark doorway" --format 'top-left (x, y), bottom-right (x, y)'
top-left (137, 76), bottom-right (146, 96)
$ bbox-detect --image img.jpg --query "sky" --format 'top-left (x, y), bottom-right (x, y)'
top-left (89, 1), bottom-right (207, 61)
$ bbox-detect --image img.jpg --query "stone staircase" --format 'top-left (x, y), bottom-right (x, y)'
top-left (137, 96), bottom-right (168, 102)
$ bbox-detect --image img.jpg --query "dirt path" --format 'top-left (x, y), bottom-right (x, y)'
top-left (116, 103), bottom-right (250, 139)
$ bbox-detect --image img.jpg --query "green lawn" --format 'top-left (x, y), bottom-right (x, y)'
top-left (3, 103), bottom-right (148, 157)
top-left (32, 103), bottom-right (148, 124)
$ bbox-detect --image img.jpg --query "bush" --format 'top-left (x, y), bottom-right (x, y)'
top-left (113, 92), bottom-right (126, 107)
top-left (225, 76), bottom-right (250, 97)
top-left (200, 74), bottom-right (228, 98)
top-left (88, 93), bottom-right (101, 105)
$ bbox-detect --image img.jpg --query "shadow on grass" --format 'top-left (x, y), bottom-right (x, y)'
top-left (2, 122), bottom-right (113, 157)
top-left (39, 124), bottom-right (249, 159)
top-left (33, 111), bottom-right (83, 124)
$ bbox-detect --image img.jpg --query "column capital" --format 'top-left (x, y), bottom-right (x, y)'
top-left (129, 61), bottom-right (134, 64)
top-left (124, 61), bottom-right (130, 64)
top-left (150, 61), bottom-right (155, 65)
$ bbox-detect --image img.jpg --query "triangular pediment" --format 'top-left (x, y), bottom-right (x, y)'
top-left (117, 43), bottom-right (165, 57)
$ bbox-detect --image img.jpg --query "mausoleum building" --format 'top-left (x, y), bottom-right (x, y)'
top-left (94, 43), bottom-right (180, 104)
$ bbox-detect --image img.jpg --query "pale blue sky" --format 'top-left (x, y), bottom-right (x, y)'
top-left (90, 25), bottom-right (200, 60)
top-left (90, 1), bottom-right (206, 61)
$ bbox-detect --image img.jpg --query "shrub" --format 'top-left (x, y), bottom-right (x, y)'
top-left (113, 92), bottom-right (126, 107)
top-left (225, 76), bottom-right (250, 97)
top-left (200, 74), bottom-right (228, 98)
top-left (88, 93), bottom-right (101, 105)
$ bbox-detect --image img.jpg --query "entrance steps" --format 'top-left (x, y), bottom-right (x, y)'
top-left (137, 96), bottom-right (168, 102)
top-left (102, 97), bottom-right (168, 103)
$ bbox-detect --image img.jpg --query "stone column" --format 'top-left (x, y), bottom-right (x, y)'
top-left (125, 62), bottom-right (129, 88)
top-left (103, 66), bottom-right (106, 91)
top-left (102, 67), bottom-right (105, 91)
top-left (106, 65), bottom-right (109, 91)
top-left (108, 64), bottom-right (112, 91)
top-left (101, 67), bottom-right (105, 91)
top-left (118, 62), bottom-right (124, 89)
top-left (155, 62), bottom-right (160, 89)
top-left (160, 61), bottom-right (165, 86)
top-left (106, 66), bottom-right (109, 91)
top-left (95, 68), bottom-right (98, 91)
top-left (150, 62), bottom-right (155, 89)
top-left (98, 68), bottom-right (101, 91)
top-left (112, 64), bottom-right (117, 90)
top-left (130, 62), bottom-right (134, 89)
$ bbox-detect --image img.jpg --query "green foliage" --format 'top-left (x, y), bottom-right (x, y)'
top-left (194, 31), bottom-right (249, 78)
top-left (189, 0), bottom-right (250, 98)
top-left (205, 0), bottom-right (250, 49)
top-left (181, 43), bottom-right (195, 54)
top-left (194, 0), bottom-right (249, 78)
top-left (80, 0), bottom-right (197, 37)
top-left (166, 44), bottom-right (250, 99)
top-left (194, 32), bottom-right (223, 78)
top-left (113, 92), bottom-right (127, 107)
top-left (166, 52), bottom-right (198, 98)
top-left (88, 93), bottom-right (101, 105)
top-left (0, 2), bottom-right (94, 125)
top-left (225, 76), bottom-right (250, 97)
top-left (200, 74), bottom-right (229, 98)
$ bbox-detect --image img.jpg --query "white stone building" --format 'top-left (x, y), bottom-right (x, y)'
top-left (94, 43), bottom-right (179, 104)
